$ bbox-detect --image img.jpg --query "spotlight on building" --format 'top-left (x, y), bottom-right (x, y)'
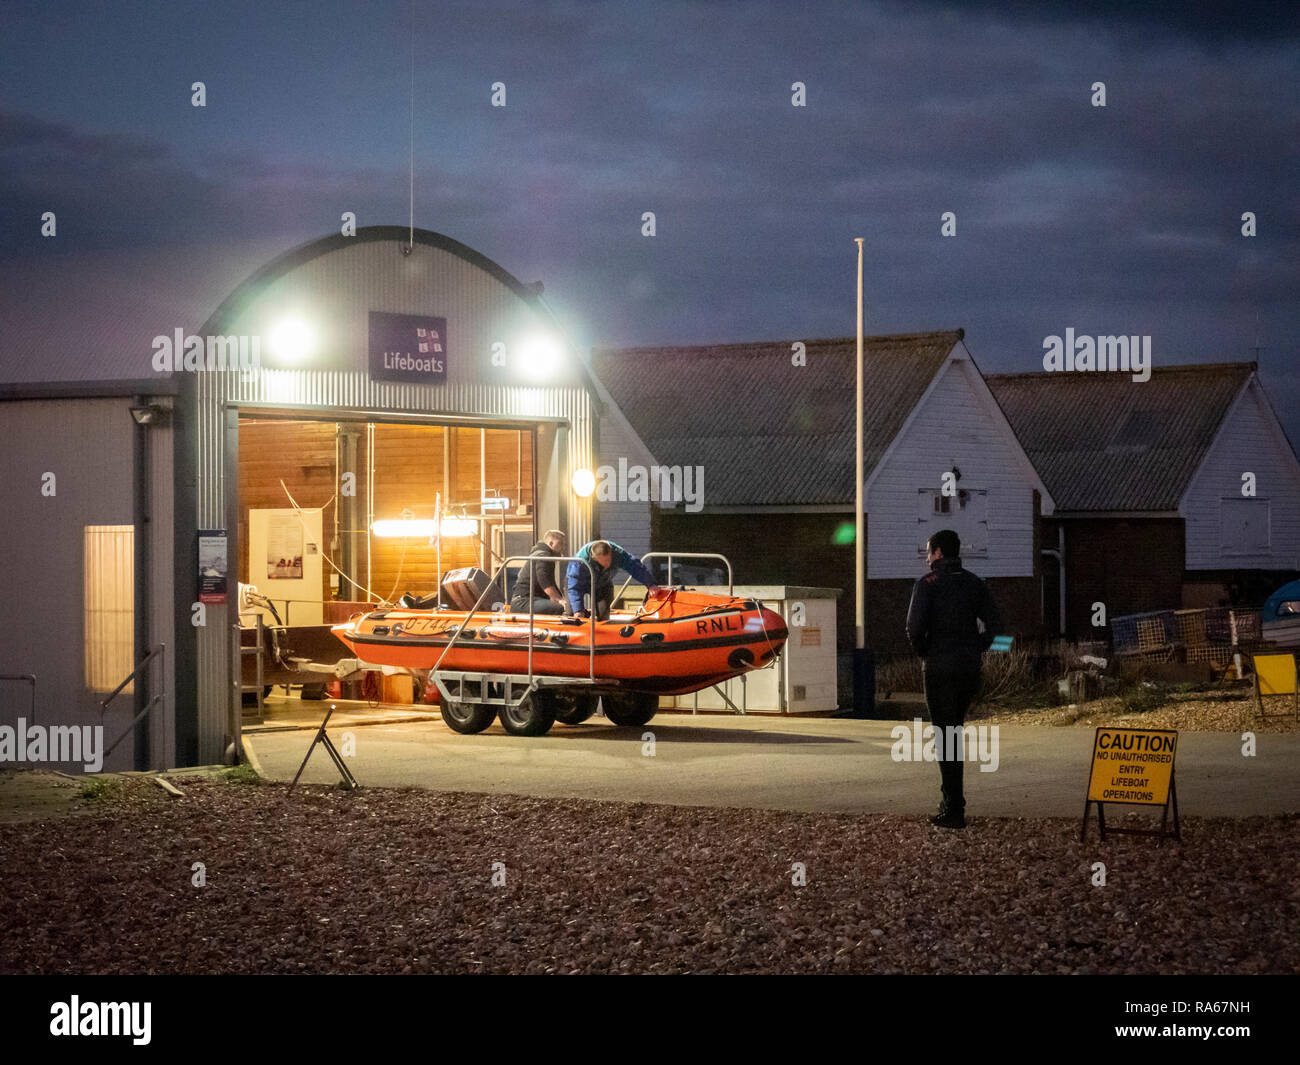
top-left (571, 468), bottom-right (596, 498)
top-left (129, 404), bottom-right (167, 426)
top-left (268, 317), bottom-right (315, 363)
top-left (516, 333), bottom-right (563, 380)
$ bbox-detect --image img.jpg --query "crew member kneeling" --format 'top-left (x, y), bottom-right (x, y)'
top-left (567, 540), bottom-right (658, 621)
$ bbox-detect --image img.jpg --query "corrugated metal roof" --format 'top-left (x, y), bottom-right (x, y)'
top-left (986, 362), bottom-right (1254, 512)
top-left (0, 227), bottom-right (595, 393)
top-left (592, 331), bottom-right (963, 506)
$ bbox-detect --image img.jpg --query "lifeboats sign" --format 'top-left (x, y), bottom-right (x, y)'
top-left (369, 311), bottom-right (447, 384)
top-left (1081, 727), bottom-right (1180, 842)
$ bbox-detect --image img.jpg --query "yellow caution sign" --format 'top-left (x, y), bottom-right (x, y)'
top-left (1087, 727), bottom-right (1176, 804)
top-left (1081, 727), bottom-right (1179, 842)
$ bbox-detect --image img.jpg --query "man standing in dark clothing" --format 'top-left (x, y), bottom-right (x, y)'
top-left (905, 528), bottom-right (1002, 829)
top-left (510, 529), bottom-right (569, 615)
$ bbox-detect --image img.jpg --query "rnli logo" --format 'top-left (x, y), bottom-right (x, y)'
top-left (695, 614), bottom-right (741, 635)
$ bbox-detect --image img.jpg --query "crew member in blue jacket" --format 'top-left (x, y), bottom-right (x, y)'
top-left (567, 540), bottom-right (658, 620)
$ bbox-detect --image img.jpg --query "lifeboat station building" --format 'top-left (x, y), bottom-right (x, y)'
top-left (0, 227), bottom-right (602, 771)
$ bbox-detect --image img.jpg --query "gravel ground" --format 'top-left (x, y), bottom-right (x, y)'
top-left (1, 774), bottom-right (1296, 975)
top-left (975, 690), bottom-right (1300, 733)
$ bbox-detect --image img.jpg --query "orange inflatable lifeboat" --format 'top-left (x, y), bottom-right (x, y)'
top-left (332, 587), bottom-right (789, 697)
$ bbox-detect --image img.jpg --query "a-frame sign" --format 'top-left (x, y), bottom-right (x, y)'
top-left (1080, 727), bottom-right (1179, 843)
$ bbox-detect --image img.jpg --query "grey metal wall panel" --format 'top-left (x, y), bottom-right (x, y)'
top-left (0, 398), bottom-right (164, 772)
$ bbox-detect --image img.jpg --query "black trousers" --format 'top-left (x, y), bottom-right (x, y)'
top-left (922, 663), bottom-right (982, 813)
top-left (581, 578), bottom-right (614, 621)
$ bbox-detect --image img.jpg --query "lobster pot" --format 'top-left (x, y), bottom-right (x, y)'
top-left (1186, 643), bottom-right (1235, 666)
top-left (1230, 609), bottom-right (1262, 643)
top-left (1113, 610), bottom-right (1175, 654)
top-left (1203, 607), bottom-right (1233, 643)
top-left (643, 585), bottom-right (841, 714)
top-left (1138, 612), bottom-right (1176, 651)
top-left (1175, 609), bottom-right (1208, 647)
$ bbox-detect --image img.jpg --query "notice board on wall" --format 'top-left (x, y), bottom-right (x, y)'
top-left (247, 508), bottom-right (323, 626)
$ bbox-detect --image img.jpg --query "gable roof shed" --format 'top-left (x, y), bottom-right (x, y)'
top-left (592, 330), bottom-right (964, 507)
top-left (986, 363), bottom-right (1257, 514)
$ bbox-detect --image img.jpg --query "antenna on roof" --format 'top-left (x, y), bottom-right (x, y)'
top-left (405, 0), bottom-right (415, 256)
top-left (1252, 309), bottom-right (1262, 364)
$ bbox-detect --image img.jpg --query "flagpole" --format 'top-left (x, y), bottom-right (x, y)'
top-left (853, 238), bottom-right (872, 716)
top-left (855, 238), bottom-right (864, 655)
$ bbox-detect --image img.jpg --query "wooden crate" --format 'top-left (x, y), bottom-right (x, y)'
top-left (380, 672), bottom-right (416, 704)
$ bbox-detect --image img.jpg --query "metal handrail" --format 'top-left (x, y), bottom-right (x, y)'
top-left (426, 555), bottom-right (598, 686)
top-left (0, 673), bottom-right (36, 725)
top-left (103, 694), bottom-right (166, 759)
top-left (99, 644), bottom-right (166, 762)
top-left (99, 644), bottom-right (165, 716)
top-left (615, 551), bottom-right (734, 602)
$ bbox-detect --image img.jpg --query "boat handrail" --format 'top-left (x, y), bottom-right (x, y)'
top-left (615, 552), bottom-right (734, 603)
top-left (428, 555), bottom-right (599, 686)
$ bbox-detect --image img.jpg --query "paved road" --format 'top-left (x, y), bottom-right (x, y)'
top-left (244, 712), bottom-right (1300, 818)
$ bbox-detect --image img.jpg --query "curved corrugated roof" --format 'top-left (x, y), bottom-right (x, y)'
top-left (0, 227), bottom-right (566, 386)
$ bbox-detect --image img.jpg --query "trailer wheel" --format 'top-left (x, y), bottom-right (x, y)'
top-left (603, 692), bottom-right (658, 727)
top-left (498, 692), bottom-right (556, 737)
top-left (440, 701), bottom-right (497, 734)
top-left (551, 692), bottom-right (599, 725)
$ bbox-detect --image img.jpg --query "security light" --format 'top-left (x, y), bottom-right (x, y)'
top-left (268, 317), bottom-right (315, 363)
top-left (129, 404), bottom-right (166, 425)
top-left (516, 333), bottom-right (563, 379)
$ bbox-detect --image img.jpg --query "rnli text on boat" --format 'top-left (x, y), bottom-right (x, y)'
top-left (696, 614), bottom-right (741, 634)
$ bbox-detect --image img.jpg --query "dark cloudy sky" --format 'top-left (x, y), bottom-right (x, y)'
top-left (2, 1), bottom-right (1297, 425)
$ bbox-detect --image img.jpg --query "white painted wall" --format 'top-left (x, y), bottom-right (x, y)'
top-left (594, 394), bottom-right (655, 556)
top-left (866, 358), bottom-right (1039, 579)
top-left (1183, 377), bottom-right (1300, 570)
